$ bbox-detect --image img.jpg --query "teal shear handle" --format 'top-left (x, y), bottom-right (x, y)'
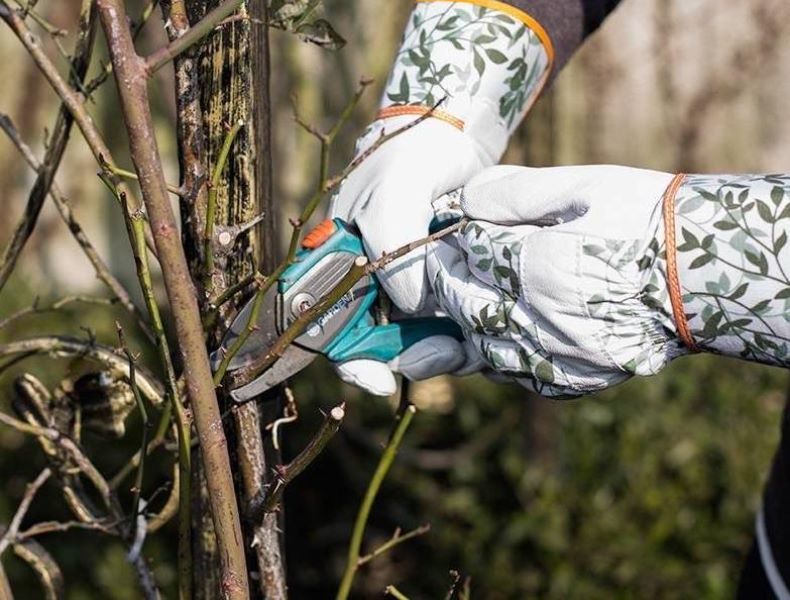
top-left (281, 218), bottom-right (464, 364)
top-left (325, 316), bottom-right (464, 363)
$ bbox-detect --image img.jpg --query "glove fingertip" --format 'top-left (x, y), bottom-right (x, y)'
top-left (334, 360), bottom-right (397, 396)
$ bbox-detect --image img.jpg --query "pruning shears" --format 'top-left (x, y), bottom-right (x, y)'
top-left (210, 217), bottom-right (464, 403)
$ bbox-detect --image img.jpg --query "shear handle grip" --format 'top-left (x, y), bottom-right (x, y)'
top-left (326, 317), bottom-right (464, 363)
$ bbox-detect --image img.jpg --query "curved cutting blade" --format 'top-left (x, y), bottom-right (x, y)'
top-left (210, 285), bottom-right (318, 402)
top-left (211, 285), bottom-right (280, 373)
top-left (227, 345), bottom-right (315, 402)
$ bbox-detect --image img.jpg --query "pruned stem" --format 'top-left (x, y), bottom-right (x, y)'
top-left (253, 403), bottom-right (345, 517)
top-left (204, 119), bottom-right (245, 296)
top-left (385, 585), bottom-right (411, 600)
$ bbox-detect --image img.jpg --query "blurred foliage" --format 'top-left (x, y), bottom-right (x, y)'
top-left (281, 355), bottom-right (783, 598)
top-left (0, 0), bottom-right (788, 598)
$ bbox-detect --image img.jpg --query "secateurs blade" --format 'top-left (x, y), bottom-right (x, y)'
top-left (210, 218), bottom-right (464, 403)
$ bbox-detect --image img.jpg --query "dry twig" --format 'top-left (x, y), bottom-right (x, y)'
top-left (0, 469), bottom-right (51, 555)
top-left (0, 114), bottom-right (154, 340)
top-left (0, 0), bottom-right (96, 293)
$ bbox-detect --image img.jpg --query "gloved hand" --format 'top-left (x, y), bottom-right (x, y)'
top-left (328, 0), bottom-right (553, 395)
top-left (426, 164), bottom-right (688, 397)
top-left (328, 118), bottom-right (491, 395)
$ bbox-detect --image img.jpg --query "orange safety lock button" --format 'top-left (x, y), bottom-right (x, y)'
top-left (302, 219), bottom-right (337, 249)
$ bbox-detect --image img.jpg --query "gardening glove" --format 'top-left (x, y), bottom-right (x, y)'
top-left (426, 166), bottom-right (790, 398)
top-left (328, 0), bottom-right (554, 395)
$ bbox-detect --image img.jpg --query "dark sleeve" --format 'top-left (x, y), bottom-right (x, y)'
top-left (505, 0), bottom-right (623, 71)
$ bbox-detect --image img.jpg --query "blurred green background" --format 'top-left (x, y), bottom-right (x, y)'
top-left (1, 0), bottom-right (790, 597)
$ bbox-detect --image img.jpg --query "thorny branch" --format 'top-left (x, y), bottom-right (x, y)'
top-left (118, 186), bottom-right (192, 593)
top-left (117, 325), bottom-right (152, 558)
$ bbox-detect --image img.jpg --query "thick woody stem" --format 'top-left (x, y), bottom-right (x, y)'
top-left (94, 2), bottom-right (248, 597)
top-left (145, 0), bottom-right (244, 75)
top-left (84, 0), bottom-right (160, 96)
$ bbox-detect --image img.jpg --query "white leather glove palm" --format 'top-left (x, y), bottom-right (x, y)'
top-left (426, 165), bottom-right (687, 397)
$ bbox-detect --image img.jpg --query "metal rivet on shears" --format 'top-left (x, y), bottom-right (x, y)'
top-left (291, 292), bottom-right (316, 318)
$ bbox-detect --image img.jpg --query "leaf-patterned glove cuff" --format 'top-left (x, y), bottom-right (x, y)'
top-left (378, 0), bottom-right (553, 163)
top-left (672, 174), bottom-right (790, 364)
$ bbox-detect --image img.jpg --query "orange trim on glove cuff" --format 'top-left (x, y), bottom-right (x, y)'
top-left (415, 0), bottom-right (555, 71)
top-left (662, 173), bottom-right (700, 353)
top-left (376, 105), bottom-right (466, 131)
